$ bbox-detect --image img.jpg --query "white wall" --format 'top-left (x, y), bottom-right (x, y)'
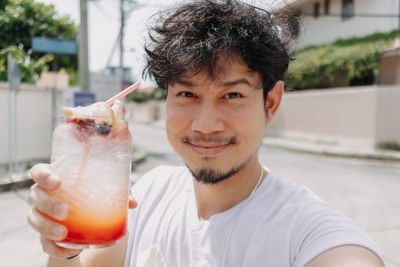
top-left (267, 85), bottom-right (400, 148)
top-left (1, 83), bottom-right (63, 165)
top-left (125, 101), bottom-right (160, 123)
top-left (375, 86), bottom-right (400, 144)
top-left (294, 0), bottom-right (398, 48)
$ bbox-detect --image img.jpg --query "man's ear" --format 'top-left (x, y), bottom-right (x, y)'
top-left (265, 80), bottom-right (284, 125)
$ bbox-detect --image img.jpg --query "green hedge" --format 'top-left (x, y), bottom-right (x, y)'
top-left (125, 87), bottom-right (167, 103)
top-left (285, 29), bottom-right (400, 89)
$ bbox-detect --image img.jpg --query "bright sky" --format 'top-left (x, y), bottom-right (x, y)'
top-left (36, 0), bottom-right (279, 84)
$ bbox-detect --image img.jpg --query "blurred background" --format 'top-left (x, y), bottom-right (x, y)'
top-left (1, 0), bottom-right (400, 266)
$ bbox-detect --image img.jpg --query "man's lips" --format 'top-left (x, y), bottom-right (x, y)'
top-left (180, 135), bottom-right (236, 156)
top-left (189, 143), bottom-right (230, 155)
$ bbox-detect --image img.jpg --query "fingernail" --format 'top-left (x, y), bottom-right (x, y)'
top-left (53, 203), bottom-right (68, 219)
top-left (51, 225), bottom-right (65, 236)
top-left (46, 175), bottom-right (58, 188)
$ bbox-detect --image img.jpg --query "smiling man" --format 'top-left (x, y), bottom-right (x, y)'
top-left (27, 0), bottom-right (384, 266)
top-left (167, 57), bottom-right (267, 185)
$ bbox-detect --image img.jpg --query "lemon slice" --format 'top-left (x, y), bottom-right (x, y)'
top-left (111, 100), bottom-right (124, 122)
top-left (63, 102), bottom-right (115, 125)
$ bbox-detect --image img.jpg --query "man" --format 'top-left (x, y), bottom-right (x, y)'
top-left (27, 0), bottom-right (384, 266)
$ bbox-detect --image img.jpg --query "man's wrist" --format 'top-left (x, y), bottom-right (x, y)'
top-left (67, 254), bottom-right (80, 260)
top-left (48, 254), bottom-right (82, 267)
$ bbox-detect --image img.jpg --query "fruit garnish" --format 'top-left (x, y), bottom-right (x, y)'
top-left (95, 123), bottom-right (111, 135)
top-left (66, 118), bottom-right (78, 123)
top-left (63, 102), bottom-right (115, 125)
top-left (111, 100), bottom-right (124, 122)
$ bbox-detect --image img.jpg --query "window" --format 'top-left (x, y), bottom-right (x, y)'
top-left (324, 0), bottom-right (330, 14)
top-left (342, 0), bottom-right (354, 19)
top-left (314, 2), bottom-right (320, 18)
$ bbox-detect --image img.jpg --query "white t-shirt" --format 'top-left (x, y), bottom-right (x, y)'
top-left (124, 166), bottom-right (383, 267)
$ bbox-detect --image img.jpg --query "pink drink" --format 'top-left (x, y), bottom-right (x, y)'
top-left (50, 105), bottom-right (132, 249)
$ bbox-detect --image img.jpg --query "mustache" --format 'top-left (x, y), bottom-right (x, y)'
top-left (180, 134), bottom-right (237, 144)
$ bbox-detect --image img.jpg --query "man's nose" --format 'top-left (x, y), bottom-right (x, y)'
top-left (191, 101), bottom-right (224, 134)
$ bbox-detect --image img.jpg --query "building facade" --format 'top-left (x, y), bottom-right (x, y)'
top-left (278, 0), bottom-right (399, 48)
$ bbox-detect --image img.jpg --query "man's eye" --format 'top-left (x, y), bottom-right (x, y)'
top-left (178, 91), bottom-right (195, 98)
top-left (224, 92), bottom-right (243, 99)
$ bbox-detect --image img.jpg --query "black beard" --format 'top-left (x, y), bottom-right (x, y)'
top-left (187, 162), bottom-right (246, 185)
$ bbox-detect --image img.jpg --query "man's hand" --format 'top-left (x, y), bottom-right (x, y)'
top-left (27, 163), bottom-right (138, 266)
top-left (27, 163), bottom-right (83, 260)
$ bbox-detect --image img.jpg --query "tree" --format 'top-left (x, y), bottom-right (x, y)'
top-left (0, 45), bottom-right (54, 83)
top-left (0, 0), bottom-right (78, 83)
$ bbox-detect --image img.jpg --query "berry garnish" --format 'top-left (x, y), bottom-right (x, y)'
top-left (66, 118), bottom-right (78, 123)
top-left (95, 123), bottom-right (111, 135)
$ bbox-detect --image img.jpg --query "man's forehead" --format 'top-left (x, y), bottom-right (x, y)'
top-left (175, 76), bottom-right (254, 87)
top-left (173, 58), bottom-right (262, 88)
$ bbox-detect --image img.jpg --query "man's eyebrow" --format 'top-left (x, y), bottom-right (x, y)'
top-left (174, 78), bottom-right (253, 87)
top-left (220, 78), bottom-right (252, 87)
top-left (175, 79), bottom-right (195, 86)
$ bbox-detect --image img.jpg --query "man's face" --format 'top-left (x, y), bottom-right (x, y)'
top-left (165, 57), bottom-right (267, 184)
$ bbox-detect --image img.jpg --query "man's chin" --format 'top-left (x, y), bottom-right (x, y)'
top-left (200, 156), bottom-right (217, 161)
top-left (185, 162), bottom-right (246, 185)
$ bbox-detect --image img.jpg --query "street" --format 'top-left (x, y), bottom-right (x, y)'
top-left (1, 122), bottom-right (399, 266)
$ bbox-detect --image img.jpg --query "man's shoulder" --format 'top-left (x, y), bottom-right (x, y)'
top-left (264, 172), bottom-right (349, 225)
top-left (263, 173), bottom-right (384, 267)
top-left (261, 171), bottom-right (324, 207)
top-left (258, 172), bottom-right (362, 237)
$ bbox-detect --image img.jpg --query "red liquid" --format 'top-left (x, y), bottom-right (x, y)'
top-left (58, 212), bottom-right (127, 245)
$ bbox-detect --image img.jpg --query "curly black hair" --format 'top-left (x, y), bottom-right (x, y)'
top-left (144, 0), bottom-right (292, 101)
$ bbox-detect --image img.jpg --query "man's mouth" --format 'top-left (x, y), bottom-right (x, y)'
top-left (189, 143), bottom-right (230, 155)
top-left (180, 135), bottom-right (236, 155)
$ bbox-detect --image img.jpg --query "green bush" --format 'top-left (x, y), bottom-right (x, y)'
top-left (377, 142), bottom-right (400, 152)
top-left (0, 45), bottom-right (53, 83)
top-left (126, 87), bottom-right (167, 103)
top-left (285, 29), bottom-right (400, 89)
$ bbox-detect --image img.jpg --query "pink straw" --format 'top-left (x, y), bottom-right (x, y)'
top-left (106, 81), bottom-right (141, 105)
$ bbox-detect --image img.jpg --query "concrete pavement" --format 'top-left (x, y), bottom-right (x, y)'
top-left (263, 136), bottom-right (400, 162)
top-left (0, 189), bottom-right (48, 267)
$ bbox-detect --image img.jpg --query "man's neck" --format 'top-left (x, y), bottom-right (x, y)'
top-left (192, 160), bottom-right (266, 221)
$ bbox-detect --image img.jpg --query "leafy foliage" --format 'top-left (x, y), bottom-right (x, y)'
top-left (126, 87), bottom-right (167, 103)
top-left (0, 0), bottom-right (78, 84)
top-left (285, 29), bottom-right (400, 89)
top-left (0, 45), bottom-right (53, 83)
top-left (377, 142), bottom-right (400, 152)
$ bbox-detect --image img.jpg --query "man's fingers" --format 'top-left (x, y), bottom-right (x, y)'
top-left (29, 184), bottom-right (69, 221)
top-left (41, 236), bottom-right (82, 260)
top-left (27, 208), bottom-right (67, 241)
top-left (30, 163), bottom-right (60, 190)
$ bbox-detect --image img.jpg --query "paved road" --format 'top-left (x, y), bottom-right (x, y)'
top-left (0, 189), bottom-right (48, 267)
top-left (1, 122), bottom-right (399, 266)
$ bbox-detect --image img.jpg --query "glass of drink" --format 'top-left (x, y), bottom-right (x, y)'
top-left (49, 100), bottom-right (132, 249)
